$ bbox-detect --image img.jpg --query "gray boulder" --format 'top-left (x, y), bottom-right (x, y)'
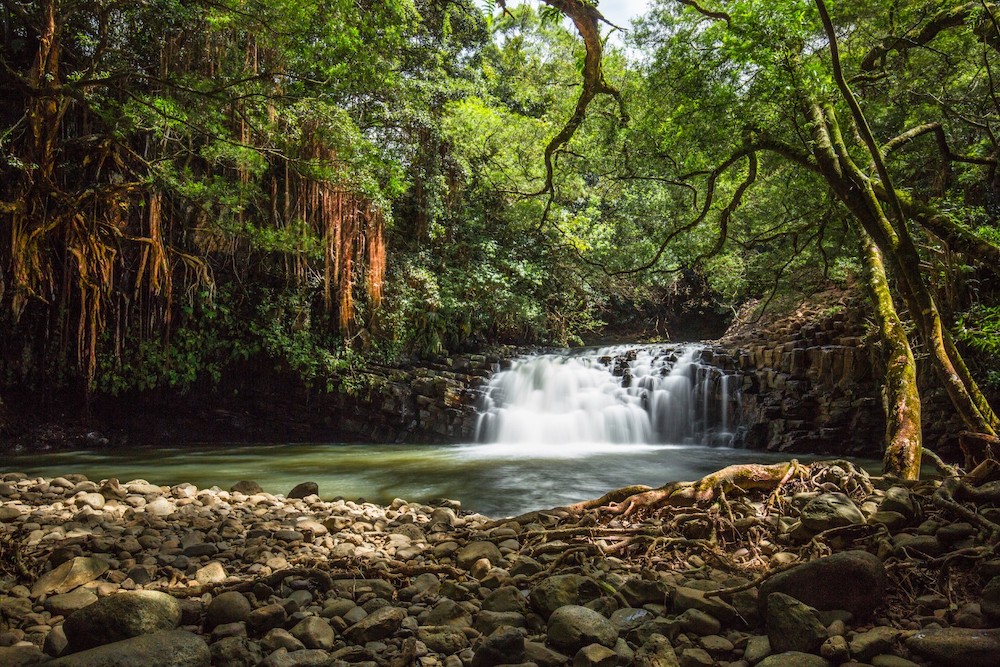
top-left (210, 636), bottom-right (264, 667)
top-left (800, 492), bottom-right (866, 532)
top-left (205, 591), bottom-right (251, 630)
top-left (45, 630), bottom-right (209, 667)
top-left (547, 605), bottom-right (618, 652)
top-left (758, 550), bottom-right (886, 619)
top-left (756, 652), bottom-right (830, 667)
top-left (287, 482), bottom-right (318, 499)
top-left (530, 574), bottom-right (603, 617)
top-left (63, 590), bottom-right (181, 651)
top-left (905, 627), bottom-right (1000, 667)
top-left (229, 480), bottom-right (263, 495)
top-left (471, 625), bottom-right (525, 667)
top-left (456, 540), bottom-right (503, 569)
top-left (634, 633), bottom-right (680, 667)
top-left (289, 616), bottom-right (335, 649)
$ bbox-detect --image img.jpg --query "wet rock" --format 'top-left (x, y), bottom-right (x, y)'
top-left (530, 575), bottom-right (603, 617)
top-left (880, 486), bottom-right (915, 518)
top-left (765, 592), bottom-right (827, 654)
top-left (205, 591), bottom-right (251, 630)
top-left (44, 625), bottom-right (69, 658)
top-left (471, 625), bottom-right (525, 667)
top-left (63, 590), bottom-right (182, 651)
top-left (755, 652), bottom-right (830, 667)
top-left (475, 610), bottom-right (526, 635)
top-left (425, 598), bottom-right (473, 627)
top-left (611, 607), bottom-right (655, 633)
top-left (258, 648), bottom-right (330, 667)
top-left (848, 626), bottom-right (897, 662)
top-left (345, 605), bottom-right (406, 643)
top-left (799, 492), bottom-right (866, 531)
top-left (287, 482), bottom-right (318, 499)
top-left (524, 641), bottom-right (570, 667)
top-left (634, 633), bottom-right (679, 667)
top-left (230, 481), bottom-right (263, 495)
top-left (980, 575), bottom-right (1000, 620)
top-left (43, 588), bottom-right (97, 616)
top-left (574, 642), bottom-right (618, 667)
top-left (904, 627), bottom-right (1000, 667)
top-left (418, 626), bottom-right (470, 654)
top-left (0, 645), bottom-right (46, 666)
top-left (743, 635), bottom-right (771, 664)
top-left (547, 605), bottom-right (618, 652)
top-left (210, 636), bottom-right (264, 667)
top-left (456, 541), bottom-right (503, 569)
top-left (482, 585), bottom-right (526, 613)
top-left (289, 616), bottom-right (335, 649)
top-left (248, 603), bottom-right (287, 635)
top-left (30, 556), bottom-right (108, 597)
top-left (620, 579), bottom-right (672, 607)
top-left (45, 629), bottom-right (209, 667)
top-left (758, 550), bottom-right (886, 619)
top-left (672, 586), bottom-right (738, 623)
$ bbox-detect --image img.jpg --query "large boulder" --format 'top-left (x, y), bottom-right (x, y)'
top-left (547, 605), bottom-right (618, 653)
top-left (905, 627), bottom-right (1000, 667)
top-left (63, 590), bottom-right (182, 651)
top-left (758, 550), bottom-right (886, 619)
top-left (45, 630), bottom-right (209, 667)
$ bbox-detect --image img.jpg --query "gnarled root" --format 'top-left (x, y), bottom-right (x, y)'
top-left (569, 460), bottom-right (808, 517)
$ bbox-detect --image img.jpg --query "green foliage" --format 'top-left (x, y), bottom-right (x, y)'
top-left (956, 305), bottom-right (1000, 356)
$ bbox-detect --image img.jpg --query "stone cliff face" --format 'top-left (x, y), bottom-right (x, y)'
top-left (717, 318), bottom-right (884, 455)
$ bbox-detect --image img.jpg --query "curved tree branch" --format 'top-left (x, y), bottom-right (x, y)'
top-left (498, 0), bottom-right (628, 197)
top-left (860, 3), bottom-right (977, 72)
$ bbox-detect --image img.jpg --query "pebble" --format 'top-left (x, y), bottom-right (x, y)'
top-left (0, 467), bottom-right (995, 667)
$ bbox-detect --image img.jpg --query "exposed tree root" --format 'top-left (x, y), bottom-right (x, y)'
top-left (565, 460), bottom-right (807, 516)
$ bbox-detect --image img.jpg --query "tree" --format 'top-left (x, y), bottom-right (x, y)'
top-left (535, 0), bottom-right (1000, 478)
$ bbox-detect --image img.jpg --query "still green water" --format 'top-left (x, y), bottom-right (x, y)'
top-left (0, 442), bottom-right (877, 517)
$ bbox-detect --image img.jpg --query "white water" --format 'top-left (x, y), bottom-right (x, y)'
top-left (475, 344), bottom-right (742, 448)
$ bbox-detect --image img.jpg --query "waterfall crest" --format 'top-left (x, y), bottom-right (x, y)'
top-left (475, 344), bottom-right (742, 446)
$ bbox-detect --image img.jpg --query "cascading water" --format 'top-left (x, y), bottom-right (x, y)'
top-left (475, 344), bottom-right (743, 447)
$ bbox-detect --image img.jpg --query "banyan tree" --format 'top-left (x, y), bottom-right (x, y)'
top-left (0, 0), bottom-right (391, 391)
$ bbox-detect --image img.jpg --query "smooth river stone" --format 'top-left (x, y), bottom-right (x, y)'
top-left (31, 556), bottom-right (109, 597)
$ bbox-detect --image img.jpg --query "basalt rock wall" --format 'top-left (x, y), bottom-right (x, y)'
top-left (718, 295), bottom-right (964, 458)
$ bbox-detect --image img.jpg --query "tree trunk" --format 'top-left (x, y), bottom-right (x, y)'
top-left (861, 228), bottom-right (922, 479)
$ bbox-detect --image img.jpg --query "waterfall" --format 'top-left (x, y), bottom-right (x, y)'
top-left (475, 344), bottom-right (743, 446)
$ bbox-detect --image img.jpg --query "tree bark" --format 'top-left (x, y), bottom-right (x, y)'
top-left (861, 228), bottom-right (922, 479)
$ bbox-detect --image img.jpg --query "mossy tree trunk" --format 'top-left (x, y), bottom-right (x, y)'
top-left (861, 229), bottom-right (922, 479)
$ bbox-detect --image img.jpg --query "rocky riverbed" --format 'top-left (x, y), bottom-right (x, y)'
top-left (1, 460), bottom-right (999, 667)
